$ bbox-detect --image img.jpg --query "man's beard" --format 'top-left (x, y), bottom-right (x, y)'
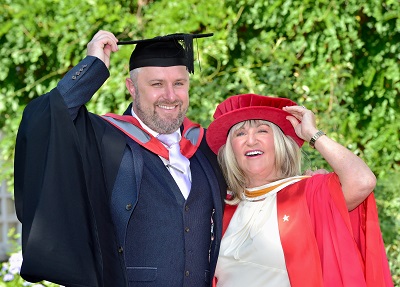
top-left (134, 95), bottom-right (187, 134)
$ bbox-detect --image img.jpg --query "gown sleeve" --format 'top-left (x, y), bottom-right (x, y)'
top-left (305, 173), bottom-right (393, 287)
top-left (14, 60), bottom-right (126, 286)
top-left (14, 89), bottom-right (103, 285)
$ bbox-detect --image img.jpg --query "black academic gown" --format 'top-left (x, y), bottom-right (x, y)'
top-left (14, 88), bottom-right (127, 286)
top-left (14, 57), bottom-right (226, 287)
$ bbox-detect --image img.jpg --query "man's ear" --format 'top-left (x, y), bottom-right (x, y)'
top-left (125, 78), bottom-right (136, 99)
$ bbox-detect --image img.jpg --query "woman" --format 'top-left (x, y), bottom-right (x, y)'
top-left (206, 94), bottom-right (393, 287)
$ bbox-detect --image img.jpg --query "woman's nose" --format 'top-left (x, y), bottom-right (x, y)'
top-left (246, 131), bottom-right (257, 145)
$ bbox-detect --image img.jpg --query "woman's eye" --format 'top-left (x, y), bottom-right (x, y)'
top-left (235, 131), bottom-right (245, 137)
top-left (257, 125), bottom-right (270, 133)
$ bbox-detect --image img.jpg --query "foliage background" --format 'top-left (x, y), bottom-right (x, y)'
top-left (1, 0), bottom-right (399, 285)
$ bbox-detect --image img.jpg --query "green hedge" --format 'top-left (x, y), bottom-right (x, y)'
top-left (1, 0), bottom-right (399, 284)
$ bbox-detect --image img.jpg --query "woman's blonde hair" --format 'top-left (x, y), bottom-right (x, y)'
top-left (218, 120), bottom-right (301, 204)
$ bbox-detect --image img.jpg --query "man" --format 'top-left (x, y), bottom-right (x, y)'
top-left (14, 30), bottom-right (226, 287)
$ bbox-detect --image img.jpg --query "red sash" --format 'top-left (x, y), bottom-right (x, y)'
top-left (102, 113), bottom-right (204, 160)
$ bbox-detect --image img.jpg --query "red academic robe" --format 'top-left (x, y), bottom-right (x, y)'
top-left (216, 173), bottom-right (393, 287)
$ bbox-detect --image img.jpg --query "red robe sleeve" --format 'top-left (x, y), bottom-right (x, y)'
top-left (349, 192), bottom-right (393, 286)
top-left (278, 173), bottom-right (393, 287)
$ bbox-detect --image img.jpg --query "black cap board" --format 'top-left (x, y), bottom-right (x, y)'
top-left (118, 33), bottom-right (213, 74)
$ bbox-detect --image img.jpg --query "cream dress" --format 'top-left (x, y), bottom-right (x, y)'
top-left (215, 177), bottom-right (305, 287)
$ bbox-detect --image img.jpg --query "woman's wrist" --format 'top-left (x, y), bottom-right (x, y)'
top-left (309, 130), bottom-right (326, 149)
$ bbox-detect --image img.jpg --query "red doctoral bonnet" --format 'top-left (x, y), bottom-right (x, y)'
top-left (206, 93), bottom-right (304, 154)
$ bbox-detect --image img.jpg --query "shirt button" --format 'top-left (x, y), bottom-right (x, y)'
top-left (185, 205), bottom-right (189, 212)
top-left (185, 270), bottom-right (190, 277)
top-left (185, 227), bottom-right (190, 233)
top-left (72, 75), bottom-right (76, 80)
top-left (125, 203), bottom-right (132, 210)
top-left (118, 247), bottom-right (123, 253)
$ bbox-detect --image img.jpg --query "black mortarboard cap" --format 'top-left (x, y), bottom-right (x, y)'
top-left (118, 33), bottom-right (213, 74)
